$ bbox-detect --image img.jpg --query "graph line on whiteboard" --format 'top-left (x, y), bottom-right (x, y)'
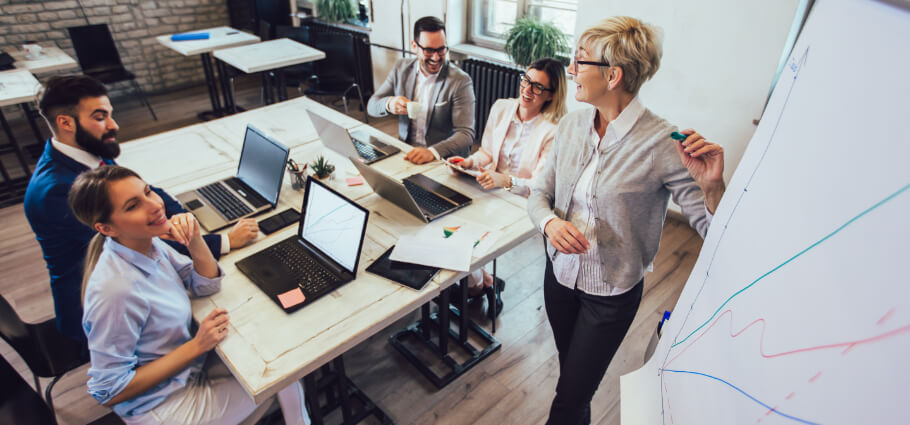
top-left (665, 308), bottom-right (910, 368)
top-left (660, 46), bottom-right (813, 369)
top-left (660, 369), bottom-right (822, 425)
top-left (669, 180), bottom-right (910, 350)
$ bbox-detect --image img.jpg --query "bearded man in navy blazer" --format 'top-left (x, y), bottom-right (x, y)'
top-left (24, 76), bottom-right (259, 344)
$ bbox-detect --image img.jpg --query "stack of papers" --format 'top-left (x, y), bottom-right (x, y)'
top-left (390, 217), bottom-right (500, 271)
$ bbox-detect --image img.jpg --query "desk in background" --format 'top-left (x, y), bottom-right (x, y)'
top-left (156, 27), bottom-right (260, 120)
top-left (214, 38), bottom-right (325, 109)
top-left (0, 70), bottom-right (41, 206)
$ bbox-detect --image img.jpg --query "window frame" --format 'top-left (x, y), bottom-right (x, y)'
top-left (467, 0), bottom-right (577, 50)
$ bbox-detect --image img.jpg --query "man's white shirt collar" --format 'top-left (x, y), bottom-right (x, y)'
top-left (51, 138), bottom-right (103, 169)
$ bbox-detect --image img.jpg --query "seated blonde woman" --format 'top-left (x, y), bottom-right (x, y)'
top-left (447, 57), bottom-right (568, 317)
top-left (70, 165), bottom-right (310, 425)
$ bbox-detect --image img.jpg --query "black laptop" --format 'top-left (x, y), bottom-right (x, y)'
top-left (236, 176), bottom-right (370, 313)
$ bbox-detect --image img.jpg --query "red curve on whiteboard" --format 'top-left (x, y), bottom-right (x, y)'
top-left (665, 308), bottom-right (910, 368)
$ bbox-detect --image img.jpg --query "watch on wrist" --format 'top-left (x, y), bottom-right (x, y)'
top-left (505, 175), bottom-right (517, 191)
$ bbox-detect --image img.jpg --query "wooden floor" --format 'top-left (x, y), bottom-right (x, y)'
top-left (0, 75), bottom-right (704, 425)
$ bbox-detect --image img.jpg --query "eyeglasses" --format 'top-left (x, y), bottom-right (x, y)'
top-left (414, 41), bottom-right (448, 56)
top-left (571, 55), bottom-right (611, 72)
top-left (519, 74), bottom-right (552, 95)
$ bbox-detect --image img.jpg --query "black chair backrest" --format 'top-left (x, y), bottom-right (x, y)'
top-left (67, 24), bottom-right (124, 73)
top-left (0, 354), bottom-right (57, 425)
top-left (0, 294), bottom-right (87, 378)
top-left (309, 30), bottom-right (358, 84)
top-left (255, 0), bottom-right (291, 40)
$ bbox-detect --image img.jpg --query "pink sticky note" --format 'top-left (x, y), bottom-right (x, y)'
top-left (346, 176), bottom-right (364, 186)
top-left (277, 288), bottom-right (306, 309)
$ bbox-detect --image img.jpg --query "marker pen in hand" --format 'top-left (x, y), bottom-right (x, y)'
top-left (670, 131), bottom-right (687, 141)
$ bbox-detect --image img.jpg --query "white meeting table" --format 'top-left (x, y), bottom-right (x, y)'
top-left (118, 96), bottom-right (537, 419)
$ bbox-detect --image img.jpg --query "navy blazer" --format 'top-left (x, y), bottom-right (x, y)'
top-left (23, 140), bottom-right (223, 343)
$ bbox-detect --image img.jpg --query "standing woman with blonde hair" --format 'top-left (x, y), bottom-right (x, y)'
top-left (70, 165), bottom-right (310, 425)
top-left (527, 17), bottom-right (727, 424)
top-left (447, 57), bottom-right (568, 315)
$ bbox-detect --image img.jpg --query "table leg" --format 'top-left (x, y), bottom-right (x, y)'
top-left (198, 53), bottom-right (224, 120)
top-left (458, 277), bottom-right (469, 343)
top-left (303, 374), bottom-right (325, 425)
top-left (437, 287), bottom-right (450, 354)
top-left (277, 70), bottom-right (288, 101)
top-left (21, 103), bottom-right (44, 148)
top-left (215, 59), bottom-right (236, 114)
top-left (332, 358), bottom-right (353, 424)
top-left (0, 108), bottom-right (31, 176)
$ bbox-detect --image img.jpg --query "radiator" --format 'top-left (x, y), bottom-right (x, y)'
top-left (460, 59), bottom-right (523, 143)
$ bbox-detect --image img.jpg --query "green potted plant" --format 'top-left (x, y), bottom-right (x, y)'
top-left (316, 0), bottom-right (357, 24)
top-left (504, 16), bottom-right (571, 68)
top-left (310, 155), bottom-right (336, 179)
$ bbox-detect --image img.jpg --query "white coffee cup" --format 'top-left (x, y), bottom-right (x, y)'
top-left (23, 44), bottom-right (43, 59)
top-left (406, 101), bottom-right (423, 119)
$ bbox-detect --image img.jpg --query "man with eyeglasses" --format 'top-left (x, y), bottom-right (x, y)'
top-left (367, 16), bottom-right (475, 164)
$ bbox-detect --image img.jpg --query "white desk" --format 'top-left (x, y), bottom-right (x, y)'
top-left (10, 46), bottom-right (78, 74)
top-left (155, 26), bottom-right (260, 57)
top-left (0, 70), bottom-right (42, 189)
top-left (121, 98), bottom-right (537, 410)
top-left (0, 70), bottom-right (40, 107)
top-left (156, 27), bottom-right (260, 119)
top-left (214, 38), bottom-right (325, 109)
top-left (213, 38), bottom-right (325, 74)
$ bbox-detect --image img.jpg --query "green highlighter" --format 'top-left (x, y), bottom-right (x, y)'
top-left (670, 131), bottom-right (687, 141)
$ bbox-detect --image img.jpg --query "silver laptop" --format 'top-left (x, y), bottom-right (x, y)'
top-left (306, 109), bottom-right (400, 164)
top-left (351, 158), bottom-right (472, 222)
top-left (177, 125), bottom-right (289, 231)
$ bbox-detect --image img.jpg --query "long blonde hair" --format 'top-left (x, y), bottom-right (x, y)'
top-left (67, 165), bottom-right (140, 303)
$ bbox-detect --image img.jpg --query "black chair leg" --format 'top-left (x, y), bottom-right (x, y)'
top-left (353, 83), bottom-right (368, 124)
top-left (45, 375), bottom-right (63, 413)
top-left (130, 79), bottom-right (157, 121)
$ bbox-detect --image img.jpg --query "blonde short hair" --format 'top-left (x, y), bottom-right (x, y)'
top-left (577, 17), bottom-right (663, 94)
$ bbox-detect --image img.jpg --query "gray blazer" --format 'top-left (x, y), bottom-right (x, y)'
top-left (527, 107), bottom-right (710, 290)
top-left (367, 58), bottom-right (475, 158)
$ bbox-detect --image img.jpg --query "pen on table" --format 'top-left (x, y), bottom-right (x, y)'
top-left (226, 31), bottom-right (239, 35)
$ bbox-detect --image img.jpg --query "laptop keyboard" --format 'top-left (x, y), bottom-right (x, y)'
top-left (198, 182), bottom-right (252, 221)
top-left (402, 180), bottom-right (453, 216)
top-left (353, 139), bottom-right (380, 161)
top-left (271, 238), bottom-right (338, 296)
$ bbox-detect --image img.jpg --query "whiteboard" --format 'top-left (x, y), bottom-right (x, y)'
top-left (621, 0), bottom-right (910, 424)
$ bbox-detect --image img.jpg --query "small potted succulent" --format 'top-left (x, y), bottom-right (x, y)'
top-left (310, 156), bottom-right (336, 180)
top-left (504, 16), bottom-right (571, 68)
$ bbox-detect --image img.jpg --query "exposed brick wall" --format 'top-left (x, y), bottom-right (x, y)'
top-left (0, 0), bottom-right (230, 100)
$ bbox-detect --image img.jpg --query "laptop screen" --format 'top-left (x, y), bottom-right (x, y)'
top-left (301, 178), bottom-right (369, 273)
top-left (236, 125), bottom-right (289, 206)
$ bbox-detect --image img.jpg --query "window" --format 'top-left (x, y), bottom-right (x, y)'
top-left (470, 0), bottom-right (578, 49)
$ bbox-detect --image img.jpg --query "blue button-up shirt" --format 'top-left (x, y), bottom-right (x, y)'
top-left (82, 237), bottom-right (222, 417)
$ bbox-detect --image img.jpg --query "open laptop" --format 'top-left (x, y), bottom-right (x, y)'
top-left (306, 109), bottom-right (400, 164)
top-left (177, 125), bottom-right (289, 231)
top-left (236, 176), bottom-right (370, 313)
top-left (351, 159), bottom-right (472, 223)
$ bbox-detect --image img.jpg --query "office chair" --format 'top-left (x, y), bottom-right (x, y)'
top-left (67, 24), bottom-right (158, 120)
top-left (0, 293), bottom-right (89, 416)
top-left (0, 353), bottom-right (59, 425)
top-left (275, 25), bottom-right (316, 93)
top-left (305, 30), bottom-right (369, 123)
top-left (254, 0), bottom-right (292, 41)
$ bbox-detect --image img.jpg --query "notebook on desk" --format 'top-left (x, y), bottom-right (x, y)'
top-left (306, 109), bottom-right (400, 164)
top-left (236, 176), bottom-right (370, 313)
top-left (177, 125), bottom-right (289, 231)
top-left (351, 158), bottom-right (472, 223)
